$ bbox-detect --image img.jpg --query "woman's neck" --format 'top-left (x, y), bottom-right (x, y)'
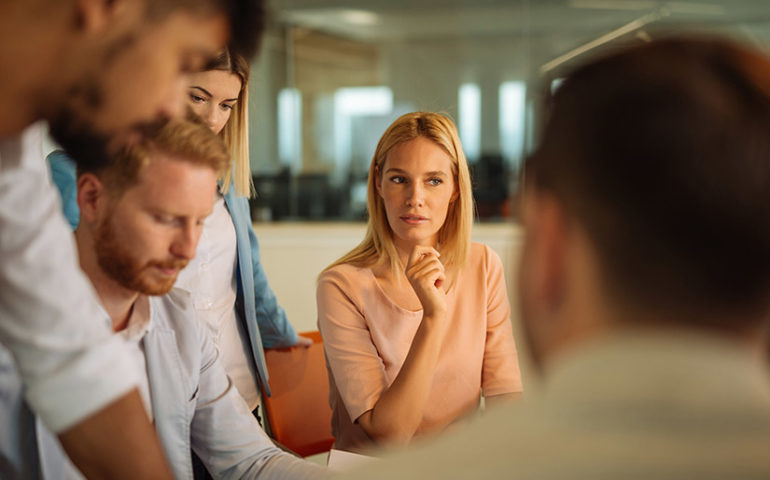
top-left (393, 236), bottom-right (439, 267)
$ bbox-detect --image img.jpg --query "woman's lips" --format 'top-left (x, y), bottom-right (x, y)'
top-left (400, 214), bottom-right (428, 225)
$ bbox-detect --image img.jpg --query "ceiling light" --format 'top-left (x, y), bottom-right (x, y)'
top-left (339, 9), bottom-right (380, 26)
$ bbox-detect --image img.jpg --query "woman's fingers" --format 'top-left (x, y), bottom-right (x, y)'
top-left (434, 270), bottom-right (446, 290)
top-left (405, 245), bottom-right (448, 316)
top-left (407, 253), bottom-right (444, 289)
top-left (406, 245), bottom-right (441, 272)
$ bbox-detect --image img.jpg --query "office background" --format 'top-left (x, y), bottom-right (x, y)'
top-left (250, 0), bottom-right (770, 389)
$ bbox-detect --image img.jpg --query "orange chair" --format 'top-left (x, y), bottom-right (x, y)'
top-left (260, 331), bottom-right (335, 457)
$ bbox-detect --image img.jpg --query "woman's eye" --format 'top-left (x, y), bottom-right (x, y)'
top-left (389, 176), bottom-right (406, 184)
top-left (189, 94), bottom-right (206, 104)
top-left (428, 178), bottom-right (443, 186)
top-left (154, 214), bottom-right (175, 225)
top-left (220, 103), bottom-right (235, 111)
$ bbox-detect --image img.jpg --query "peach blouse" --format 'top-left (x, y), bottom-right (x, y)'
top-left (317, 242), bottom-right (523, 452)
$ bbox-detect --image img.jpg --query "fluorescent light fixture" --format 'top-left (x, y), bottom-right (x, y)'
top-left (278, 88), bottom-right (302, 172)
top-left (333, 86), bottom-right (394, 179)
top-left (459, 83), bottom-right (481, 162)
top-left (540, 8), bottom-right (670, 74)
top-left (334, 87), bottom-right (393, 116)
top-left (339, 9), bottom-right (380, 26)
top-left (499, 81), bottom-right (526, 170)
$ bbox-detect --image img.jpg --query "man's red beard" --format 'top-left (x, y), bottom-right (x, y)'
top-left (95, 215), bottom-right (188, 296)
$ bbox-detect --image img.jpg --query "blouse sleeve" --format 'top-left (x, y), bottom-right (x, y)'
top-left (317, 268), bottom-right (388, 423)
top-left (481, 246), bottom-right (523, 396)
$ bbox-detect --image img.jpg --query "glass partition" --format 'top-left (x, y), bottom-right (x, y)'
top-left (248, 0), bottom-right (770, 222)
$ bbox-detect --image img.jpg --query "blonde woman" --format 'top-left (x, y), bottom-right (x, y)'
top-left (317, 111), bottom-right (523, 453)
top-left (47, 50), bottom-right (310, 423)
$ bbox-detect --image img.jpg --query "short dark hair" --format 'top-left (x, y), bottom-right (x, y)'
top-left (148, 0), bottom-right (266, 60)
top-left (527, 36), bottom-right (770, 323)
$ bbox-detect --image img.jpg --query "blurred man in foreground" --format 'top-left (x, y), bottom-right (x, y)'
top-left (338, 36), bottom-right (770, 479)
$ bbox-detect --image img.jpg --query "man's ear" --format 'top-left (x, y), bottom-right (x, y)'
top-left (77, 173), bottom-right (107, 223)
top-left (528, 190), bottom-right (569, 314)
top-left (74, 0), bottom-right (136, 34)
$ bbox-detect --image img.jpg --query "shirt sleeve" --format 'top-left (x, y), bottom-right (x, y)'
top-left (316, 268), bottom-right (388, 423)
top-left (0, 124), bottom-right (140, 432)
top-left (480, 245), bottom-right (523, 396)
top-left (190, 305), bottom-right (324, 480)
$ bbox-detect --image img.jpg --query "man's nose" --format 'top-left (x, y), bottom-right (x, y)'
top-left (157, 77), bottom-right (187, 121)
top-left (170, 226), bottom-right (199, 260)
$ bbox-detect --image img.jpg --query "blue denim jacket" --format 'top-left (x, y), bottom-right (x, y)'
top-left (46, 151), bottom-right (298, 394)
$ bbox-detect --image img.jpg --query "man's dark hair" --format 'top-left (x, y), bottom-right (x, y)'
top-left (148, 0), bottom-right (266, 60)
top-left (526, 36), bottom-right (770, 324)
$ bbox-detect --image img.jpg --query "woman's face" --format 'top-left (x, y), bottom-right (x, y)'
top-left (376, 136), bottom-right (458, 253)
top-left (186, 70), bottom-right (242, 134)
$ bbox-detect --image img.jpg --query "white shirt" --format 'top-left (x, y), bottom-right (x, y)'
top-left (37, 295), bottom-right (156, 480)
top-left (118, 295), bottom-right (153, 420)
top-left (175, 194), bottom-right (260, 409)
top-left (0, 123), bottom-right (139, 432)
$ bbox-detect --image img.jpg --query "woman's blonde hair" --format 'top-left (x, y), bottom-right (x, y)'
top-left (206, 49), bottom-right (253, 197)
top-left (326, 112), bottom-right (474, 274)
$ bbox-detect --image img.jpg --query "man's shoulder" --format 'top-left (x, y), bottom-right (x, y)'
top-left (0, 122), bottom-right (46, 171)
top-left (149, 288), bottom-right (199, 332)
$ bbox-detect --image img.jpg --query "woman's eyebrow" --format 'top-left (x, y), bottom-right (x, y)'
top-left (190, 86), bottom-right (212, 97)
top-left (384, 168), bottom-right (449, 178)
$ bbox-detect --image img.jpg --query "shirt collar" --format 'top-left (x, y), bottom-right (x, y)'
top-left (119, 294), bottom-right (153, 342)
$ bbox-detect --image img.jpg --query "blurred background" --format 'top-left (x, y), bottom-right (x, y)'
top-left (248, 1), bottom-right (770, 386)
top-left (248, 0), bottom-right (770, 223)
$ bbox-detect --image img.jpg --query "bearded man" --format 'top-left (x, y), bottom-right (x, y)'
top-left (24, 117), bottom-right (325, 480)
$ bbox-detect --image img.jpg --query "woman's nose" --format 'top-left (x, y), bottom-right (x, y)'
top-left (406, 184), bottom-right (424, 207)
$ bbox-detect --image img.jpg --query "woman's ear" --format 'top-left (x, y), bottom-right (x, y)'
top-left (77, 173), bottom-right (107, 224)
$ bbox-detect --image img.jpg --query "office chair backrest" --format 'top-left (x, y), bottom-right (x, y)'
top-left (260, 331), bottom-right (334, 457)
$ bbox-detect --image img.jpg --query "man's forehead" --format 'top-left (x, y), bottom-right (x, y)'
top-left (154, 9), bottom-right (229, 52)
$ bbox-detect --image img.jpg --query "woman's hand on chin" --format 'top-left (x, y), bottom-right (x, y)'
top-left (405, 245), bottom-right (447, 319)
